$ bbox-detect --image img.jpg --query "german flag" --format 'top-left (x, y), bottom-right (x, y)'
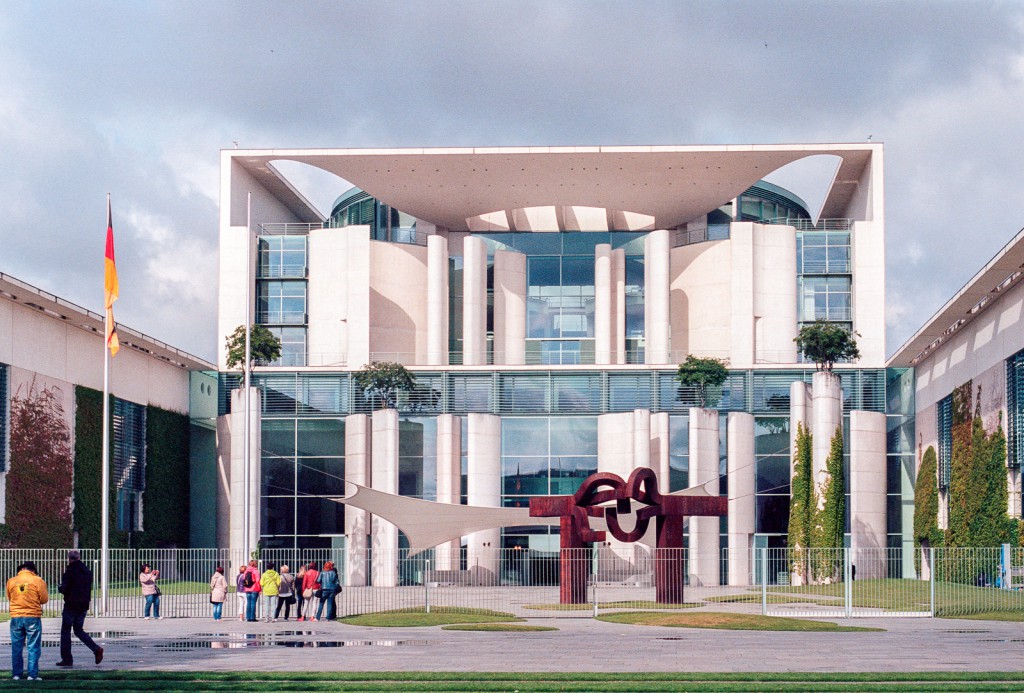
top-left (104, 196), bottom-right (120, 357)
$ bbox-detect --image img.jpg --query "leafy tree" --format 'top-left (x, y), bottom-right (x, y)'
top-left (675, 355), bottom-right (729, 407)
top-left (813, 426), bottom-right (846, 550)
top-left (224, 324), bottom-right (282, 375)
top-left (913, 446), bottom-right (943, 573)
top-left (787, 422), bottom-right (814, 581)
top-left (794, 320), bottom-right (860, 372)
top-left (4, 381), bottom-right (73, 548)
top-left (354, 361), bottom-right (417, 409)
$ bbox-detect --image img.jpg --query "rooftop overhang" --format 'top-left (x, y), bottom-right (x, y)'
top-left (888, 227), bottom-right (1024, 368)
top-left (227, 144), bottom-right (880, 231)
top-left (0, 272), bottom-right (214, 371)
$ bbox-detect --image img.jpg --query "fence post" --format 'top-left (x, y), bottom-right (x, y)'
top-left (424, 558), bottom-right (430, 614)
top-left (592, 555), bottom-right (598, 619)
top-left (844, 548), bottom-right (852, 619)
top-left (929, 547), bottom-right (935, 618)
top-left (760, 548), bottom-right (767, 616)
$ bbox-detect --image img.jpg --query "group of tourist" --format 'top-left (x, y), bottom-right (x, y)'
top-left (211, 560), bottom-right (341, 622)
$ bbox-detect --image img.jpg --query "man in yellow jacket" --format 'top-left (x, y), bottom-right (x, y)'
top-left (6, 562), bottom-right (48, 681)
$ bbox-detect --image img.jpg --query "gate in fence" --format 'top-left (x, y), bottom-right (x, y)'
top-left (0, 546), bottom-right (1021, 619)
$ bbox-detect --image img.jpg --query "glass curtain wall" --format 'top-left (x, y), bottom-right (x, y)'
top-left (260, 417), bottom-right (345, 549)
top-left (256, 235), bottom-right (308, 366)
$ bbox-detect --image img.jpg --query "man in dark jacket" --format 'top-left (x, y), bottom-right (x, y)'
top-left (56, 550), bottom-right (103, 666)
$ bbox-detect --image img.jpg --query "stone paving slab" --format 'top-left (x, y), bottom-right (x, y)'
top-left (7, 615), bottom-right (1024, 673)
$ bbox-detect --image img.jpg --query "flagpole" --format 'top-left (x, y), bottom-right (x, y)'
top-left (243, 192), bottom-right (252, 564)
top-left (100, 193), bottom-right (111, 616)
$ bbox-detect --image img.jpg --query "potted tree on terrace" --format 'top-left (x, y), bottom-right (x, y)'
top-left (675, 355), bottom-right (729, 408)
top-left (353, 361), bottom-right (417, 410)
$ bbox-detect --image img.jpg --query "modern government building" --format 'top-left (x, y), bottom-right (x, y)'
top-left (15, 142), bottom-right (1024, 590)
top-left (213, 144), bottom-right (912, 586)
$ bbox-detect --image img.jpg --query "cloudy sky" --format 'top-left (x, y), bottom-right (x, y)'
top-left (2, 1), bottom-right (1023, 362)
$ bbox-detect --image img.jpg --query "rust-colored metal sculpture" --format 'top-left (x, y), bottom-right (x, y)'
top-left (529, 468), bottom-right (727, 604)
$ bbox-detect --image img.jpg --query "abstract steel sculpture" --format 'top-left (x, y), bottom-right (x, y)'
top-left (529, 468), bottom-right (727, 604)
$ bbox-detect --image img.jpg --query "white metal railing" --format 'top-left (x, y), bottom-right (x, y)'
top-left (3, 546), bottom-right (1022, 620)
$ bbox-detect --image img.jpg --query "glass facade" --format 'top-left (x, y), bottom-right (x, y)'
top-left (1007, 349), bottom-right (1024, 469)
top-left (797, 231), bottom-right (853, 332)
top-left (0, 362), bottom-right (7, 473)
top-left (754, 417), bottom-right (790, 536)
top-left (112, 398), bottom-right (146, 532)
top-left (260, 417), bottom-right (346, 549)
top-left (256, 235), bottom-right (308, 366)
top-left (501, 417), bottom-right (598, 505)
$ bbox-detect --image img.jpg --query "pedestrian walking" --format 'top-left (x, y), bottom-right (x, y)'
top-left (139, 564), bottom-right (161, 619)
top-left (243, 560), bottom-right (261, 622)
top-left (293, 564), bottom-right (306, 620)
top-left (260, 562), bottom-right (281, 622)
top-left (298, 562), bottom-right (320, 622)
top-left (235, 565), bottom-right (247, 621)
top-left (7, 561), bottom-right (48, 681)
top-left (209, 566), bottom-right (228, 621)
top-left (56, 550), bottom-right (103, 667)
top-left (315, 561), bottom-right (340, 621)
top-left (274, 565), bottom-right (296, 621)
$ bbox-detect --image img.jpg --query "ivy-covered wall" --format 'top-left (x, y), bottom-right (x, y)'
top-left (73, 386), bottom-right (191, 549)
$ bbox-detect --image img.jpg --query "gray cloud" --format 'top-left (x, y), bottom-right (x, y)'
top-left (2, 1), bottom-right (1023, 360)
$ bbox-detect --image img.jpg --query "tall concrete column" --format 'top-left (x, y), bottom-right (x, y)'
top-left (727, 413), bottom-right (755, 586)
top-left (594, 244), bottom-right (613, 365)
top-left (344, 413), bottom-right (371, 586)
top-left (467, 413), bottom-right (501, 583)
top-left (228, 387), bottom-right (261, 562)
top-left (651, 412), bottom-right (671, 491)
top-left (644, 229), bottom-right (671, 364)
top-left (462, 236), bottom-right (488, 365)
top-left (689, 407), bottom-right (720, 586)
top-left (789, 381), bottom-right (811, 476)
top-left (426, 235), bottom-right (449, 365)
top-left (435, 414), bottom-right (462, 571)
top-left (493, 250), bottom-right (526, 365)
top-left (371, 408), bottom-right (399, 586)
top-left (729, 223), bottom-right (755, 368)
top-left (812, 371), bottom-right (843, 492)
top-left (613, 248), bottom-right (626, 364)
top-left (850, 410), bottom-right (887, 579)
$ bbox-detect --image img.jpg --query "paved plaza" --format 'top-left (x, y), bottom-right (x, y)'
top-left (10, 615), bottom-right (1024, 674)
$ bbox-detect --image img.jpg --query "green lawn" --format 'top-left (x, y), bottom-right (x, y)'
top-left (768, 578), bottom-right (1024, 616)
top-left (336, 606), bottom-right (520, 627)
top-left (524, 600), bottom-right (700, 610)
top-left (6, 671), bottom-right (1024, 692)
top-left (597, 610), bottom-right (883, 631)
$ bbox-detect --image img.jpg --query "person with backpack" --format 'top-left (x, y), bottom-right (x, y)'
top-left (243, 560), bottom-right (261, 622)
top-left (56, 551), bottom-right (103, 667)
top-left (235, 566), bottom-right (247, 621)
top-left (298, 562), bottom-right (320, 622)
top-left (7, 561), bottom-right (48, 681)
top-left (314, 561), bottom-right (340, 622)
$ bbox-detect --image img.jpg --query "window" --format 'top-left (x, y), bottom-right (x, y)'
top-left (501, 417), bottom-right (598, 501)
top-left (112, 399), bottom-right (146, 532)
top-left (754, 418), bottom-right (790, 535)
top-left (257, 281), bottom-right (306, 325)
top-left (798, 276), bottom-right (852, 322)
top-left (266, 326), bottom-right (307, 367)
top-left (257, 236), bottom-right (307, 278)
top-left (1008, 350), bottom-right (1024, 469)
top-left (937, 394), bottom-right (952, 489)
top-left (797, 231), bottom-right (851, 274)
top-left (0, 363), bottom-right (7, 472)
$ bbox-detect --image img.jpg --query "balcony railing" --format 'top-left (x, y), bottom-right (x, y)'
top-left (800, 260), bottom-right (852, 274)
top-left (257, 265), bottom-right (308, 279)
top-left (768, 218), bottom-right (854, 230)
top-left (256, 311), bottom-right (307, 325)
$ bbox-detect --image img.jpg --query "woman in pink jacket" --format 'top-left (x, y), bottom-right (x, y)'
top-left (243, 560), bottom-right (261, 622)
top-left (297, 562), bottom-right (320, 622)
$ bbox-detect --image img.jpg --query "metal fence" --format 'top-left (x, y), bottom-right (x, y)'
top-left (759, 546), bottom-right (1024, 619)
top-left (3, 546), bottom-right (1024, 620)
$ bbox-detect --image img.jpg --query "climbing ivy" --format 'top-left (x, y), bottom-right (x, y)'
top-left (787, 423), bottom-right (814, 580)
top-left (73, 386), bottom-right (191, 549)
top-left (913, 446), bottom-right (943, 573)
top-left (806, 425), bottom-right (845, 581)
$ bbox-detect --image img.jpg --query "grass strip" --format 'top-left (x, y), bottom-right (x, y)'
top-left (336, 606), bottom-right (519, 627)
top-left (703, 594), bottom-right (839, 604)
top-left (597, 610), bottom-right (884, 631)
